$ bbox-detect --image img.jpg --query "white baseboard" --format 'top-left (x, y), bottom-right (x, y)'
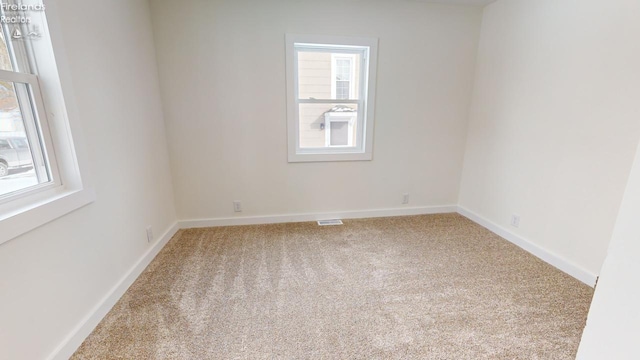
top-left (457, 206), bottom-right (597, 287)
top-left (179, 205), bottom-right (458, 228)
top-left (47, 222), bottom-right (180, 360)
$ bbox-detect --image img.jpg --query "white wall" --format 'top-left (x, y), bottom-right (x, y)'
top-left (150, 0), bottom-right (482, 220)
top-left (577, 135), bottom-right (640, 358)
top-left (4, 0), bottom-right (636, 357)
top-left (458, 0), bottom-right (640, 277)
top-left (0, 1), bottom-right (177, 359)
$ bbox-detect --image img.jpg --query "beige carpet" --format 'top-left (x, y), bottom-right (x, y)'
top-left (72, 214), bottom-right (593, 359)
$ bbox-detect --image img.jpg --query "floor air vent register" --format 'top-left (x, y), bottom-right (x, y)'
top-left (317, 219), bottom-right (344, 226)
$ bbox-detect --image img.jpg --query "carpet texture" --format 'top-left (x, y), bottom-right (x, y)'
top-left (72, 214), bottom-right (593, 359)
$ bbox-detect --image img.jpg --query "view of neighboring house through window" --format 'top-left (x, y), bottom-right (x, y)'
top-left (0, 13), bottom-right (57, 199)
top-left (286, 35), bottom-right (378, 162)
top-left (332, 55), bottom-right (355, 100)
top-left (324, 105), bottom-right (356, 147)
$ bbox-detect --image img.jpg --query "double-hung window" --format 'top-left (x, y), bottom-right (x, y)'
top-left (286, 35), bottom-right (378, 162)
top-left (0, 0), bottom-right (94, 244)
top-left (0, 27), bottom-right (58, 199)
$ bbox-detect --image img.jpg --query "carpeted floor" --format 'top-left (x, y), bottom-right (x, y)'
top-left (72, 214), bottom-right (593, 359)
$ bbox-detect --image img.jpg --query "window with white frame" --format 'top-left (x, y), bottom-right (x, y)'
top-left (286, 34), bottom-right (378, 162)
top-left (0, 0), bottom-right (94, 244)
top-left (0, 28), bottom-right (59, 199)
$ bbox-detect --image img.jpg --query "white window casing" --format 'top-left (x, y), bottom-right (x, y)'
top-left (0, 0), bottom-right (95, 245)
top-left (286, 34), bottom-right (378, 162)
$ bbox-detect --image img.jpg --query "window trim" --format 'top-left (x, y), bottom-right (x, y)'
top-left (0, 0), bottom-right (95, 245)
top-left (285, 34), bottom-right (378, 163)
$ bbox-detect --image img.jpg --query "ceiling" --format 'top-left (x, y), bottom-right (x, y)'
top-left (423, 0), bottom-right (497, 6)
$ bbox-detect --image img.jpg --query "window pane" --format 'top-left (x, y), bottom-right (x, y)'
top-left (0, 30), bottom-right (13, 71)
top-left (0, 80), bottom-right (50, 197)
top-left (298, 103), bottom-right (358, 149)
top-left (297, 51), bottom-right (331, 100)
top-left (297, 50), bottom-right (361, 100)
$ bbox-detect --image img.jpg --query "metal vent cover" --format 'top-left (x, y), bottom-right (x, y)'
top-left (317, 219), bottom-right (343, 226)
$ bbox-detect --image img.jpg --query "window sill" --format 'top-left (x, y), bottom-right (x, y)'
top-left (0, 187), bottom-right (96, 246)
top-left (288, 151), bottom-right (373, 163)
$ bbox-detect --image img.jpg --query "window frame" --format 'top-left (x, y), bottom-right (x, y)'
top-left (286, 34), bottom-right (378, 163)
top-left (0, 0), bottom-right (95, 245)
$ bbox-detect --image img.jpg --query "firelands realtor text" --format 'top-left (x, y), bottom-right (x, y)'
top-left (1, 2), bottom-right (45, 24)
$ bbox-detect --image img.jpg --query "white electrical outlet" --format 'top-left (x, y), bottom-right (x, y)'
top-left (510, 215), bottom-right (521, 228)
top-left (402, 193), bottom-right (410, 204)
top-left (146, 226), bottom-right (153, 243)
top-left (233, 200), bottom-right (242, 212)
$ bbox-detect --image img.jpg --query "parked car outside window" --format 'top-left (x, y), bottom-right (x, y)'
top-left (0, 137), bottom-right (33, 177)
